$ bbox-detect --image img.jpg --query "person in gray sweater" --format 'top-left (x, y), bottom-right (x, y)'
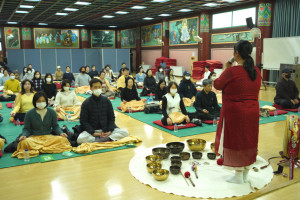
top-left (155, 65), bottom-right (165, 82)
top-left (75, 66), bottom-right (91, 87)
top-left (19, 92), bottom-right (68, 141)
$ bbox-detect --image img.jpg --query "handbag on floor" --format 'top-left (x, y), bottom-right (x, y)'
top-left (144, 104), bottom-right (161, 114)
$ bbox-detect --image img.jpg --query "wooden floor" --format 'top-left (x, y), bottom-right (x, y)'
top-left (0, 86), bottom-right (299, 200)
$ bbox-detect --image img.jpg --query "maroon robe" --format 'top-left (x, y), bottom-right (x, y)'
top-left (214, 66), bottom-right (261, 167)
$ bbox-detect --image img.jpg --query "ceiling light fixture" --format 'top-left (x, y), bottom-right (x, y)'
top-left (16, 10), bottom-right (29, 14)
top-left (158, 14), bottom-right (171, 17)
top-left (7, 22), bottom-right (18, 24)
top-left (38, 23), bottom-right (48, 25)
top-left (75, 24), bottom-right (85, 26)
top-left (131, 6), bottom-right (147, 9)
top-left (143, 17), bottom-right (154, 20)
top-left (178, 9), bottom-right (192, 12)
top-left (115, 11), bottom-right (129, 14)
top-left (203, 3), bottom-right (220, 7)
top-left (102, 15), bottom-right (115, 18)
top-left (74, 1), bottom-right (91, 5)
top-left (152, 0), bottom-right (170, 2)
top-left (64, 8), bottom-right (79, 11)
top-left (19, 5), bottom-right (35, 9)
top-left (24, 0), bottom-right (41, 2)
top-left (55, 13), bottom-right (69, 16)
top-left (109, 26), bottom-right (117, 28)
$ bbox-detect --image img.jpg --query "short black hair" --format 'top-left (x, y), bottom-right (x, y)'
top-left (122, 62), bottom-right (126, 65)
top-left (9, 71), bottom-right (14, 76)
top-left (66, 66), bottom-right (70, 69)
top-left (205, 65), bottom-right (210, 69)
top-left (157, 79), bottom-right (166, 89)
top-left (79, 66), bottom-right (86, 72)
top-left (125, 77), bottom-right (135, 88)
top-left (158, 65), bottom-right (163, 70)
top-left (166, 81), bottom-right (178, 93)
top-left (21, 79), bottom-right (34, 94)
top-left (33, 91), bottom-right (48, 109)
top-left (61, 79), bottom-right (71, 92)
top-left (44, 73), bottom-right (53, 83)
top-left (203, 79), bottom-right (213, 86)
top-left (145, 69), bottom-right (152, 77)
top-left (89, 78), bottom-right (102, 88)
top-left (92, 65), bottom-right (96, 68)
top-left (208, 72), bottom-right (216, 79)
top-left (99, 70), bottom-right (106, 76)
top-left (122, 67), bottom-right (129, 72)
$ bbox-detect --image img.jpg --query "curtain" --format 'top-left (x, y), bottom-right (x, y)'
top-left (272, 0), bottom-right (300, 37)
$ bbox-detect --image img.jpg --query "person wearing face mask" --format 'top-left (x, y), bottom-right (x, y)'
top-left (27, 64), bottom-right (35, 75)
top-left (178, 71), bottom-right (197, 99)
top-left (274, 68), bottom-right (300, 108)
top-left (98, 71), bottom-right (115, 98)
top-left (75, 66), bottom-right (91, 88)
top-left (54, 66), bottom-right (63, 81)
top-left (0, 70), bottom-right (10, 86)
top-left (4, 72), bottom-right (21, 93)
top-left (11, 80), bottom-right (35, 122)
top-left (77, 79), bottom-right (129, 144)
top-left (161, 81), bottom-right (190, 126)
top-left (32, 71), bottom-right (44, 91)
top-left (41, 73), bottom-right (57, 103)
top-left (155, 65), bottom-right (165, 82)
top-left (14, 92), bottom-right (70, 158)
top-left (21, 68), bottom-right (33, 81)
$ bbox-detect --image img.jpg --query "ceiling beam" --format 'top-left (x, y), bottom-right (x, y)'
top-left (7, 0), bottom-right (24, 22)
top-left (0, 0), bottom-right (5, 14)
top-left (27, 0), bottom-right (63, 23)
top-left (18, 0), bottom-right (42, 25)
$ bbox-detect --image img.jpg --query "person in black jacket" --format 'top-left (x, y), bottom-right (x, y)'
top-left (62, 66), bottom-right (75, 84)
top-left (178, 71), bottom-right (197, 99)
top-left (141, 69), bottom-right (156, 96)
top-left (77, 79), bottom-right (129, 144)
top-left (121, 77), bottom-right (146, 103)
top-left (155, 79), bottom-right (167, 101)
top-left (89, 65), bottom-right (99, 79)
top-left (42, 73), bottom-right (57, 101)
top-left (194, 79), bottom-right (221, 120)
top-left (274, 68), bottom-right (300, 108)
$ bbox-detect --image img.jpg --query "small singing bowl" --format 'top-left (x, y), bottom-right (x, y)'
top-left (152, 169), bottom-right (169, 181)
top-left (169, 166), bottom-right (181, 175)
top-left (192, 151), bottom-right (203, 159)
top-left (171, 160), bottom-right (182, 167)
top-left (170, 156), bottom-right (181, 162)
top-left (186, 138), bottom-right (207, 151)
top-left (210, 143), bottom-right (216, 153)
top-left (179, 152), bottom-right (190, 160)
top-left (152, 147), bottom-right (171, 159)
top-left (145, 155), bottom-right (163, 164)
top-left (166, 142), bottom-right (185, 154)
top-left (146, 162), bottom-right (162, 173)
top-left (207, 153), bottom-right (216, 160)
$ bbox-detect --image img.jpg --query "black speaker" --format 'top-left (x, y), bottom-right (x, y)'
top-left (246, 17), bottom-right (254, 29)
top-left (165, 30), bottom-right (169, 37)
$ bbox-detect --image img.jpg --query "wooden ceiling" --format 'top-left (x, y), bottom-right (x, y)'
top-left (0, 0), bottom-right (258, 29)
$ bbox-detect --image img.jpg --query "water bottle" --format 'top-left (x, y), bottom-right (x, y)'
top-left (174, 123), bottom-right (178, 132)
top-left (24, 149), bottom-right (30, 162)
top-left (274, 109), bottom-right (278, 117)
top-left (149, 93), bottom-right (153, 103)
top-left (128, 107), bottom-right (132, 114)
top-left (16, 118), bottom-right (20, 126)
top-left (64, 114), bottom-right (67, 121)
top-left (213, 117), bottom-right (217, 126)
top-left (67, 114), bottom-right (71, 121)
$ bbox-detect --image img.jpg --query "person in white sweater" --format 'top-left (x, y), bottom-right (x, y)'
top-left (55, 79), bottom-right (81, 111)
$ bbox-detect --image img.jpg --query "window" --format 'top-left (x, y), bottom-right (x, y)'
top-left (212, 7), bottom-right (256, 29)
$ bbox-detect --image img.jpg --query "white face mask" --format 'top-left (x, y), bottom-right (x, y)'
top-left (185, 76), bottom-right (190, 80)
top-left (159, 69), bottom-right (163, 72)
top-left (170, 89), bottom-right (177, 95)
top-left (10, 76), bottom-right (15, 80)
top-left (46, 78), bottom-right (51, 83)
top-left (36, 102), bottom-right (47, 109)
top-left (27, 71), bottom-right (32, 74)
top-left (212, 76), bottom-right (217, 80)
top-left (93, 89), bottom-right (102, 96)
top-left (63, 87), bottom-right (70, 91)
top-left (24, 70), bottom-right (27, 73)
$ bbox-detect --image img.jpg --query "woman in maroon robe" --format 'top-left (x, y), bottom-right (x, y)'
top-left (214, 40), bottom-right (261, 184)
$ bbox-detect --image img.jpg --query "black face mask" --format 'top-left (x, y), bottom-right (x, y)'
top-left (81, 71), bottom-right (85, 74)
top-left (285, 74), bottom-right (291, 79)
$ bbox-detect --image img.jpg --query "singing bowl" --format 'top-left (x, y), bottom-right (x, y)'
top-left (192, 151), bottom-right (203, 159)
top-left (186, 139), bottom-right (207, 151)
top-left (179, 152), bottom-right (190, 160)
top-left (152, 147), bottom-right (171, 159)
top-left (166, 142), bottom-right (185, 154)
top-left (170, 156), bottom-right (181, 162)
top-left (146, 162), bottom-right (162, 173)
top-left (171, 160), bottom-right (182, 167)
top-left (169, 166), bottom-right (181, 175)
top-left (207, 153), bottom-right (217, 160)
top-left (145, 155), bottom-right (163, 164)
top-left (210, 143), bottom-right (216, 153)
top-left (152, 169), bottom-right (169, 181)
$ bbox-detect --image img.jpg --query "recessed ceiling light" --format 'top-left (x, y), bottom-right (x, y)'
top-left (19, 5), bottom-right (35, 9)
top-left (102, 15), bottom-right (114, 18)
top-left (75, 1), bottom-right (91, 5)
top-left (143, 17), bottom-right (154, 20)
top-left (131, 6), bottom-right (147, 9)
top-left (158, 14), bottom-right (171, 17)
top-left (75, 24), bottom-right (85, 27)
top-left (178, 9), bottom-right (192, 12)
top-left (152, 0), bottom-right (170, 2)
top-left (109, 26), bottom-right (117, 28)
top-left (16, 10), bottom-right (29, 13)
top-left (203, 3), bottom-right (220, 7)
top-left (24, 0), bottom-right (40, 1)
top-left (115, 11), bottom-right (129, 14)
top-left (64, 8), bottom-right (79, 11)
top-left (222, 0), bottom-right (239, 2)
top-left (55, 13), bottom-right (68, 16)
top-left (7, 22), bottom-right (18, 24)
top-left (38, 23), bottom-right (48, 25)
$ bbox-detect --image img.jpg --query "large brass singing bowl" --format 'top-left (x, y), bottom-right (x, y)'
top-left (186, 139), bottom-right (207, 151)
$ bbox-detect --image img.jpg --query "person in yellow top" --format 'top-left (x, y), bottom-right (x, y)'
top-left (11, 79), bottom-right (35, 122)
top-left (54, 66), bottom-right (64, 81)
top-left (117, 67), bottom-right (133, 93)
top-left (4, 72), bottom-right (21, 93)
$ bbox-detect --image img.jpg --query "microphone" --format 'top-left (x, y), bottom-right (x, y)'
top-left (228, 56), bottom-right (235, 65)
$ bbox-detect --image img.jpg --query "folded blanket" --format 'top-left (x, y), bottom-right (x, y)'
top-left (169, 112), bottom-right (186, 124)
top-left (12, 135), bottom-right (72, 159)
top-left (73, 136), bottom-right (142, 154)
top-left (75, 86), bottom-right (90, 94)
top-left (77, 96), bottom-right (86, 103)
top-left (56, 106), bottom-right (81, 121)
top-left (261, 105), bottom-right (276, 111)
top-left (183, 97), bottom-right (195, 107)
top-left (120, 100), bottom-right (145, 112)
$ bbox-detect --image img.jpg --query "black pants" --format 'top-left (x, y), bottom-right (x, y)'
top-left (14, 113), bottom-right (26, 122)
top-left (141, 88), bottom-right (155, 96)
top-left (195, 110), bottom-right (220, 121)
top-left (161, 113), bottom-right (195, 126)
top-left (0, 94), bottom-right (16, 102)
top-left (277, 99), bottom-right (300, 109)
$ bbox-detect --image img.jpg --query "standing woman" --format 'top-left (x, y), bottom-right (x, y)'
top-left (214, 40), bottom-right (261, 184)
top-left (42, 73), bottom-right (57, 103)
top-left (141, 69), bottom-right (156, 96)
top-left (32, 71), bottom-right (44, 91)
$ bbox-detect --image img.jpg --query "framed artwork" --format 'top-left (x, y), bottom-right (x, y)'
top-left (169, 17), bottom-right (199, 46)
top-left (4, 27), bottom-right (20, 49)
top-left (141, 23), bottom-right (162, 47)
top-left (211, 31), bottom-right (254, 44)
top-left (121, 28), bottom-right (136, 48)
top-left (22, 27), bottom-right (31, 41)
top-left (91, 30), bottom-right (115, 48)
top-left (34, 28), bottom-right (79, 48)
top-left (81, 29), bottom-right (88, 42)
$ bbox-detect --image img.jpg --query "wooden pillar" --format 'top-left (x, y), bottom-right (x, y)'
top-left (199, 11), bottom-right (210, 61)
top-left (256, 0), bottom-right (273, 81)
top-left (136, 27), bottom-right (141, 67)
top-left (21, 27), bottom-right (33, 49)
top-left (80, 29), bottom-right (90, 48)
top-left (162, 20), bottom-right (169, 58)
top-left (116, 30), bottom-right (121, 48)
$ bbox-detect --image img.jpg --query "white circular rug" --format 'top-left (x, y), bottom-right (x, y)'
top-left (129, 142), bottom-right (273, 199)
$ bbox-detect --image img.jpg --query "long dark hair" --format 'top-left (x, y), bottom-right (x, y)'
top-left (167, 69), bottom-right (173, 81)
top-left (157, 79), bottom-right (166, 90)
top-left (208, 72), bottom-right (216, 80)
top-left (234, 40), bottom-right (257, 81)
top-left (21, 79), bottom-right (34, 94)
top-left (61, 79), bottom-right (71, 92)
top-left (33, 71), bottom-right (41, 80)
top-left (44, 73), bottom-right (53, 83)
top-left (145, 69), bottom-right (153, 78)
top-left (125, 77), bottom-right (136, 89)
